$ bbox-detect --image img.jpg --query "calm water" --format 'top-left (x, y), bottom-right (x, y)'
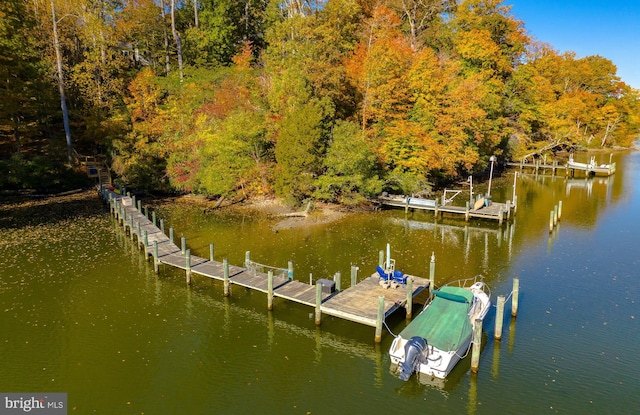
top-left (1, 151), bottom-right (639, 414)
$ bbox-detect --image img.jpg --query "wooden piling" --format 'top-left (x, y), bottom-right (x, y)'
top-left (511, 277), bottom-right (519, 317)
top-left (185, 249), bottom-right (191, 285)
top-left (315, 283), bottom-right (322, 325)
top-left (465, 201), bottom-right (470, 221)
top-left (558, 200), bottom-right (563, 220)
top-left (494, 295), bottom-right (505, 341)
top-left (137, 200), bottom-right (142, 212)
top-left (334, 271), bottom-right (341, 292)
top-left (429, 252), bottom-right (436, 289)
top-left (549, 211), bottom-right (554, 233)
top-left (350, 265), bottom-right (358, 287)
top-left (153, 241), bottom-right (159, 273)
top-left (267, 271), bottom-right (274, 311)
top-left (209, 244), bottom-right (214, 262)
top-left (223, 258), bottom-right (230, 297)
top-left (375, 296), bottom-right (385, 343)
top-left (553, 205), bottom-right (558, 226)
top-left (143, 230), bottom-right (148, 248)
top-left (160, 218), bottom-right (165, 234)
top-left (169, 227), bottom-right (174, 245)
top-left (181, 236), bottom-right (186, 254)
top-left (288, 261), bottom-right (294, 280)
top-left (144, 206), bottom-right (149, 219)
top-left (405, 278), bottom-right (413, 319)
top-left (245, 251), bottom-right (251, 267)
top-left (470, 318), bottom-right (483, 373)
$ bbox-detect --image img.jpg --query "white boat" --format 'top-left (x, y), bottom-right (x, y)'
top-left (389, 277), bottom-right (491, 381)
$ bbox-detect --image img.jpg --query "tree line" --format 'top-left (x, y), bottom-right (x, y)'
top-left (1, 0), bottom-right (638, 202)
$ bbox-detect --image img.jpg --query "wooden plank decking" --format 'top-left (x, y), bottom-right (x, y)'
top-left (102, 188), bottom-right (431, 339)
top-left (377, 195), bottom-right (515, 224)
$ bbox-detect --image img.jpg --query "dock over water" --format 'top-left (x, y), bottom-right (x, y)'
top-left (102, 188), bottom-right (432, 342)
top-left (377, 194), bottom-right (515, 224)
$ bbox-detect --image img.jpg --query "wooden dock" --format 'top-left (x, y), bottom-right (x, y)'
top-left (506, 155), bottom-right (616, 177)
top-left (101, 188), bottom-right (432, 342)
top-left (377, 194), bottom-right (515, 224)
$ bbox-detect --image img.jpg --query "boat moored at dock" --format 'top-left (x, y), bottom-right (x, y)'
top-left (389, 277), bottom-right (491, 381)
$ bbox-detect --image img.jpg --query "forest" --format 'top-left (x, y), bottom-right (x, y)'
top-left (1, 0), bottom-right (639, 203)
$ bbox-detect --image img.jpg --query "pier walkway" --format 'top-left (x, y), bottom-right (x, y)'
top-left (377, 194), bottom-right (515, 224)
top-left (506, 155), bottom-right (616, 177)
top-left (101, 188), bottom-right (432, 342)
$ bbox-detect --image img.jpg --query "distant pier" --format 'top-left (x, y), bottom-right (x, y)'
top-left (377, 194), bottom-right (515, 224)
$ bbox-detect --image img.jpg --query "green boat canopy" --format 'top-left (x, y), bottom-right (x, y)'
top-left (399, 286), bottom-right (474, 352)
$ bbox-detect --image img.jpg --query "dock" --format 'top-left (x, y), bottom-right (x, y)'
top-left (377, 194), bottom-right (515, 224)
top-left (101, 187), bottom-right (432, 342)
top-left (506, 154), bottom-right (615, 177)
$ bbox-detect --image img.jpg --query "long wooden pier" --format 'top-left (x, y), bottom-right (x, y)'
top-left (101, 187), bottom-right (432, 342)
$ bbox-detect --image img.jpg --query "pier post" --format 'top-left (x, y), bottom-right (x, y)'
top-left (144, 206), bottom-right (149, 219)
top-left (209, 244), bottom-right (214, 262)
top-left (549, 211), bottom-right (554, 233)
top-left (375, 296), bottom-right (385, 343)
top-left (465, 201), bottom-right (470, 221)
top-left (129, 216), bottom-right (134, 240)
top-left (405, 278), bottom-right (413, 319)
top-left (498, 207), bottom-right (504, 225)
top-left (267, 271), bottom-right (274, 311)
top-left (470, 318), bottom-right (483, 373)
top-left (153, 241), bottom-right (159, 273)
top-left (223, 258), bottom-right (230, 297)
top-left (131, 195), bottom-right (136, 209)
top-left (512, 172), bottom-right (518, 205)
top-left (185, 249), bottom-right (191, 285)
top-left (315, 283), bottom-right (322, 325)
top-left (511, 278), bottom-right (519, 317)
top-left (429, 252), bottom-right (436, 289)
top-left (494, 295), bottom-right (506, 340)
top-left (143, 230), bottom-right (148, 249)
top-left (553, 205), bottom-right (558, 226)
top-left (558, 201), bottom-right (563, 220)
top-left (181, 236), bottom-right (186, 254)
top-left (160, 219), bottom-right (165, 235)
top-left (169, 227), bottom-right (174, 245)
top-left (506, 200), bottom-right (511, 220)
top-left (245, 251), bottom-right (251, 268)
top-left (137, 200), bottom-right (142, 212)
top-left (137, 222), bottom-right (141, 243)
top-left (334, 271), bottom-right (341, 292)
top-left (350, 265), bottom-right (358, 287)
top-left (288, 261), bottom-right (294, 281)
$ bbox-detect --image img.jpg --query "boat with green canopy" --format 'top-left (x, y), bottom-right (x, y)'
top-left (389, 277), bottom-right (491, 381)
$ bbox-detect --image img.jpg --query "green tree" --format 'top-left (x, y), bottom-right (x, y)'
top-left (314, 120), bottom-right (383, 204)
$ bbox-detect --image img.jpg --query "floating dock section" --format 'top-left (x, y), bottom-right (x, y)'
top-left (101, 187), bottom-right (432, 342)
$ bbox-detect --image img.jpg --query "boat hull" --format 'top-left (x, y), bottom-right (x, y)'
top-left (389, 280), bottom-right (491, 380)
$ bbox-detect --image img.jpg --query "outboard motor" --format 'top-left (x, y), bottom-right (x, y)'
top-left (398, 336), bottom-right (428, 381)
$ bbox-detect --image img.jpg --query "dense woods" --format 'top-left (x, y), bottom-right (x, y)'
top-left (1, 0), bottom-right (639, 202)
